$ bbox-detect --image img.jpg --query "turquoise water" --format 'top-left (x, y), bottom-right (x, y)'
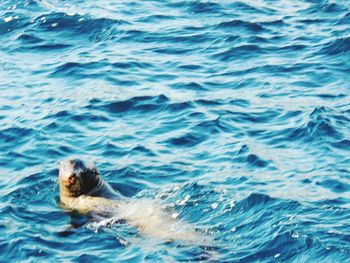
top-left (1, 0), bottom-right (350, 261)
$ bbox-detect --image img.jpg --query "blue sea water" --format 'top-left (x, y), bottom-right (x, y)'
top-left (0, 0), bottom-right (350, 261)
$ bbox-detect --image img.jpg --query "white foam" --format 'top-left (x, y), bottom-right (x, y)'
top-left (4, 17), bottom-right (13, 23)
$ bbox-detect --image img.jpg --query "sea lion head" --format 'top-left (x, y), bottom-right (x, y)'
top-left (59, 158), bottom-right (100, 198)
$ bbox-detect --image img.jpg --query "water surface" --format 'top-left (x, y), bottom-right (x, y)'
top-left (0, 0), bottom-right (349, 262)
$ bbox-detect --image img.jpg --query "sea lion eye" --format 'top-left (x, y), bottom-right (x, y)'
top-left (92, 169), bottom-right (99, 176)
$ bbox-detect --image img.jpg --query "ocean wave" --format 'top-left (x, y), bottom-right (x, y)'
top-left (1, 0), bottom-right (350, 261)
top-left (33, 12), bottom-right (123, 40)
top-left (213, 44), bottom-right (265, 61)
top-left (298, 107), bottom-right (343, 143)
top-left (316, 36), bottom-right (350, 56)
top-left (216, 19), bottom-right (264, 32)
top-left (91, 95), bottom-right (168, 115)
top-left (0, 13), bottom-right (31, 35)
top-left (49, 60), bottom-right (110, 78)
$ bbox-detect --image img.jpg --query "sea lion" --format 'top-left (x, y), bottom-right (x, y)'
top-left (59, 159), bottom-right (121, 200)
top-left (58, 158), bottom-right (199, 242)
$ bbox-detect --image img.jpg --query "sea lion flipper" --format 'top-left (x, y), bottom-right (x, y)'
top-left (56, 223), bottom-right (81, 237)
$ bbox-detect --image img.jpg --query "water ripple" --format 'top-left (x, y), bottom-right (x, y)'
top-left (1, 0), bottom-right (350, 261)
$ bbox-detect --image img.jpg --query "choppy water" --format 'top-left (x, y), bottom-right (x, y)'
top-left (1, 0), bottom-right (350, 261)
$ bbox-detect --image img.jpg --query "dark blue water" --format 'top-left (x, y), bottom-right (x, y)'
top-left (1, 0), bottom-right (349, 261)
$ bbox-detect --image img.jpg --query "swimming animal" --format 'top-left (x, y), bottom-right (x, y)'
top-left (58, 158), bottom-right (199, 242)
